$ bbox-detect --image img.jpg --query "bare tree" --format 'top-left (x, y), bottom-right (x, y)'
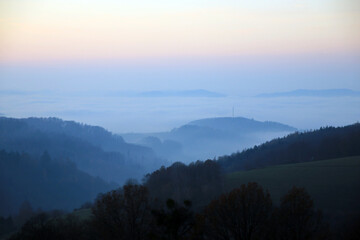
top-left (199, 182), bottom-right (272, 240)
top-left (92, 184), bottom-right (151, 240)
top-left (275, 186), bottom-right (327, 240)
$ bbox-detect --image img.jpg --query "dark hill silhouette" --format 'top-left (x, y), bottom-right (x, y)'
top-left (218, 123), bottom-right (360, 172)
top-left (0, 117), bottom-right (167, 184)
top-left (0, 150), bottom-right (116, 216)
top-left (24, 117), bottom-right (125, 150)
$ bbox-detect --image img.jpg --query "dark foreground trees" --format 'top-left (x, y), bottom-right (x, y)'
top-left (272, 187), bottom-right (328, 240)
top-left (150, 199), bottom-right (194, 240)
top-left (92, 184), bottom-right (151, 240)
top-left (9, 213), bottom-right (92, 240)
top-left (92, 183), bottom-right (194, 240)
top-left (9, 183), bottom-right (331, 240)
top-left (145, 160), bottom-right (223, 210)
top-left (198, 182), bottom-right (272, 240)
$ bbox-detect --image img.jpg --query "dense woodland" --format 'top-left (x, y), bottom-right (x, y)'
top-left (5, 183), bottom-right (359, 240)
top-left (144, 160), bottom-right (223, 210)
top-left (218, 123), bottom-right (360, 172)
top-left (0, 150), bottom-right (115, 216)
top-left (0, 117), bottom-right (166, 184)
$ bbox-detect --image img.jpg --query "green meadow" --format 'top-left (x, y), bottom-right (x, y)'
top-left (226, 156), bottom-right (360, 215)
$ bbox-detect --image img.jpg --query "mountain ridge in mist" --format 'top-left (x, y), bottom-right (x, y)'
top-left (257, 88), bottom-right (360, 98)
top-left (0, 117), bottom-right (167, 184)
top-left (123, 117), bottom-right (297, 163)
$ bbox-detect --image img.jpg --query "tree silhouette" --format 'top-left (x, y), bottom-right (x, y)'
top-left (150, 199), bottom-right (194, 240)
top-left (199, 182), bottom-right (272, 240)
top-left (145, 159), bottom-right (223, 210)
top-left (275, 186), bottom-right (326, 240)
top-left (9, 212), bottom-right (92, 240)
top-left (92, 184), bottom-right (151, 240)
top-left (15, 201), bottom-right (35, 227)
top-left (0, 216), bottom-right (15, 237)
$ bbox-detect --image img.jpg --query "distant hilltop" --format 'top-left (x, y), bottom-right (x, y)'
top-left (187, 117), bottom-right (296, 133)
top-left (122, 116), bottom-right (297, 164)
top-left (137, 89), bottom-right (226, 98)
top-left (257, 89), bottom-right (360, 98)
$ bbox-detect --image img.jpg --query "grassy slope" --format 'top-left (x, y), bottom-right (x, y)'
top-left (226, 156), bottom-right (360, 215)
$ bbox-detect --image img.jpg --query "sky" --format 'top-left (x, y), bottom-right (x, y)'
top-left (1, 0), bottom-right (359, 92)
top-left (0, 0), bottom-right (359, 132)
top-left (0, 0), bottom-right (359, 60)
top-left (1, 0), bottom-right (360, 62)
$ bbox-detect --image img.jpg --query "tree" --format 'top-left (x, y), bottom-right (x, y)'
top-left (342, 216), bottom-right (360, 240)
top-left (150, 199), bottom-right (194, 240)
top-left (145, 160), bottom-right (223, 210)
top-left (199, 182), bottom-right (272, 240)
top-left (9, 212), bottom-right (92, 240)
top-left (10, 213), bottom-right (53, 240)
top-left (0, 216), bottom-right (15, 237)
top-left (15, 201), bottom-right (35, 227)
top-left (92, 184), bottom-right (151, 240)
top-left (275, 186), bottom-right (326, 240)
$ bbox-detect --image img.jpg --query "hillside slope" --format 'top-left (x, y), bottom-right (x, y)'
top-left (226, 156), bottom-right (360, 216)
top-left (0, 150), bottom-right (116, 216)
top-left (218, 123), bottom-right (360, 172)
top-left (0, 117), bottom-right (166, 183)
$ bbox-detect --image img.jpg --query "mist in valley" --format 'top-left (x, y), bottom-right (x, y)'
top-left (1, 0), bottom-right (360, 239)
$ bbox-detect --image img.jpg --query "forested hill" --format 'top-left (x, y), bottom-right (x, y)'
top-left (123, 117), bottom-right (296, 163)
top-left (16, 117), bottom-right (154, 154)
top-left (0, 150), bottom-right (116, 216)
top-left (23, 117), bottom-right (125, 151)
top-left (188, 117), bottom-right (296, 133)
top-left (218, 123), bottom-right (360, 172)
top-left (0, 117), bottom-right (167, 183)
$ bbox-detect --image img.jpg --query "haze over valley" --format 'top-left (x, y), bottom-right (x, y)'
top-left (1, 88), bottom-right (359, 133)
top-left (1, 0), bottom-right (360, 239)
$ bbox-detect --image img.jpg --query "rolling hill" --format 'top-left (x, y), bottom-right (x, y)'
top-left (0, 117), bottom-right (167, 184)
top-left (226, 156), bottom-right (360, 217)
top-left (218, 123), bottom-right (360, 172)
top-left (123, 117), bottom-right (296, 163)
top-left (188, 117), bottom-right (296, 133)
top-left (0, 150), bottom-right (116, 216)
top-left (142, 122), bottom-right (360, 218)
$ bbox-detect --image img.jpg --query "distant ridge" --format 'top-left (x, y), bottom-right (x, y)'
top-left (188, 117), bottom-right (296, 133)
top-left (122, 116), bottom-right (297, 163)
top-left (257, 89), bottom-right (360, 98)
top-left (138, 89), bottom-right (226, 98)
